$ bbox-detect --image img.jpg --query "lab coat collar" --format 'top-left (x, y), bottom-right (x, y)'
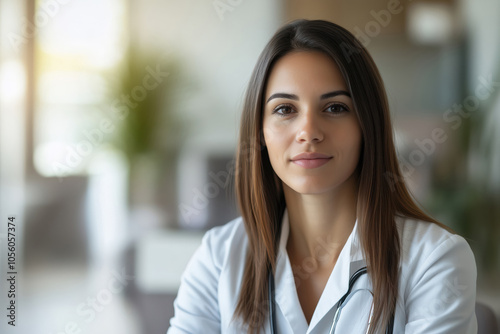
top-left (274, 207), bottom-right (364, 333)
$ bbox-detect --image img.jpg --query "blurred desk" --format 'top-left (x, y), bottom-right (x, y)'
top-left (136, 229), bottom-right (204, 294)
top-left (132, 229), bottom-right (204, 334)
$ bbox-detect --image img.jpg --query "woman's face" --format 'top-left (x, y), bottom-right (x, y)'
top-left (262, 51), bottom-right (362, 195)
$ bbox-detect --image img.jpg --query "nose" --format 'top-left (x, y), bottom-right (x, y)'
top-left (295, 111), bottom-right (324, 143)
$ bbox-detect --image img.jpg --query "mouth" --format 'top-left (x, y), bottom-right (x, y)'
top-left (291, 157), bottom-right (332, 169)
top-left (291, 152), bottom-right (332, 160)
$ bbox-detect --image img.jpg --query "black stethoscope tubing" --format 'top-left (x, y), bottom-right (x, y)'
top-left (268, 267), bottom-right (394, 334)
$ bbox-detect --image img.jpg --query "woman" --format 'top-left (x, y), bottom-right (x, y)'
top-left (167, 19), bottom-right (477, 333)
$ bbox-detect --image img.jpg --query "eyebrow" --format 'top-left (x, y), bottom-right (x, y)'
top-left (266, 90), bottom-right (351, 104)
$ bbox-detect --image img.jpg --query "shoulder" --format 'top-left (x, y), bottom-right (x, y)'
top-left (396, 216), bottom-right (475, 269)
top-left (178, 216), bottom-right (248, 283)
top-left (168, 216), bottom-right (249, 333)
top-left (199, 216), bottom-right (249, 270)
top-left (395, 219), bottom-right (478, 332)
top-left (396, 216), bottom-right (477, 302)
top-left (205, 215), bottom-right (247, 242)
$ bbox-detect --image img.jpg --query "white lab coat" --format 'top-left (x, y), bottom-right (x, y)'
top-left (167, 208), bottom-right (477, 333)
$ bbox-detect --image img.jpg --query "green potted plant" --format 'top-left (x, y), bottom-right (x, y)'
top-left (108, 47), bottom-right (187, 228)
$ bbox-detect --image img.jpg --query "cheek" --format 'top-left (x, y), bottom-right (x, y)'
top-left (263, 125), bottom-right (286, 165)
top-left (335, 123), bottom-right (362, 157)
top-left (262, 121), bottom-right (281, 146)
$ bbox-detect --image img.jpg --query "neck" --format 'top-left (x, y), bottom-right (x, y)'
top-left (284, 176), bottom-right (358, 269)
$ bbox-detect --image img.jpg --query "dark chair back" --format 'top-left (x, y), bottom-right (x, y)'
top-left (477, 302), bottom-right (499, 334)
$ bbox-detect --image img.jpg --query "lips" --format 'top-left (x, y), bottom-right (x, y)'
top-left (291, 152), bottom-right (332, 160)
top-left (291, 152), bottom-right (332, 169)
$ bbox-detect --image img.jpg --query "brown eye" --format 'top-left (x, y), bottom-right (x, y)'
top-left (273, 104), bottom-right (294, 116)
top-left (325, 103), bottom-right (349, 114)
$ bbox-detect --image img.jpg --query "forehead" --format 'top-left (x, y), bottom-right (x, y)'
top-left (265, 51), bottom-right (348, 97)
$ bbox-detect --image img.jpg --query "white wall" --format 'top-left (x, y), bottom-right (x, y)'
top-left (130, 0), bottom-right (284, 151)
top-left (459, 0), bottom-right (500, 188)
top-left (459, 0), bottom-right (500, 89)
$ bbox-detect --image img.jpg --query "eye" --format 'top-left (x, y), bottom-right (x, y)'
top-left (272, 104), bottom-right (295, 117)
top-left (325, 102), bottom-right (349, 114)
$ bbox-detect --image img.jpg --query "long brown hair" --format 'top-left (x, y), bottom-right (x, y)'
top-left (233, 19), bottom-right (449, 333)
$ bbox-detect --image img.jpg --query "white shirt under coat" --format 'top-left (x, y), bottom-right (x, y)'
top-left (167, 208), bottom-right (478, 333)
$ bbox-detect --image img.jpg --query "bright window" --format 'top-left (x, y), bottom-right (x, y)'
top-left (33, 0), bottom-right (127, 177)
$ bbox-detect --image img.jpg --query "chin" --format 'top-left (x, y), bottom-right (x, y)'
top-left (288, 184), bottom-right (336, 195)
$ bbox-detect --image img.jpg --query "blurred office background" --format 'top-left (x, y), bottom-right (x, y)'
top-left (0, 0), bottom-right (499, 333)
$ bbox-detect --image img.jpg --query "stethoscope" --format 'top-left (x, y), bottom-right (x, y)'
top-left (268, 266), bottom-right (394, 334)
